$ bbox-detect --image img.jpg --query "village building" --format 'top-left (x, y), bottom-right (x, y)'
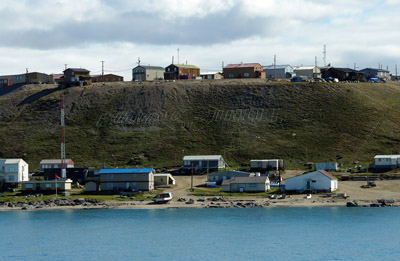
top-left (154, 173), bottom-right (176, 186)
top-left (40, 159), bottom-right (74, 172)
top-left (21, 179), bottom-right (72, 193)
top-left (263, 65), bottom-right (294, 79)
top-left (374, 155), bottom-right (400, 169)
top-left (315, 163), bottom-right (339, 171)
top-left (285, 170), bottom-right (338, 193)
top-left (360, 68), bottom-right (390, 81)
top-left (26, 72), bottom-right (54, 84)
top-left (132, 65), bottom-right (165, 81)
top-left (98, 168), bottom-right (155, 192)
top-left (221, 176), bottom-right (270, 193)
top-left (51, 74), bottom-right (64, 84)
top-left (208, 170), bottom-right (254, 185)
top-left (0, 159), bottom-right (29, 187)
top-left (0, 74), bottom-right (27, 87)
top-left (223, 63), bottom-right (266, 79)
top-left (321, 68), bottom-right (364, 81)
top-left (250, 159), bottom-right (284, 171)
top-left (164, 64), bottom-right (200, 80)
top-left (63, 68), bottom-right (92, 86)
top-left (92, 74), bottom-right (124, 83)
top-left (200, 72), bottom-right (223, 80)
top-left (293, 66), bottom-right (321, 80)
top-left (183, 155), bottom-right (226, 173)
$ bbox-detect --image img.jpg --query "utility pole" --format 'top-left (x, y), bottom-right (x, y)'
top-left (101, 61), bottom-right (104, 76)
top-left (323, 44), bottom-right (327, 67)
top-left (26, 68), bottom-right (28, 73)
top-left (64, 64), bottom-right (68, 70)
top-left (136, 58), bottom-right (141, 81)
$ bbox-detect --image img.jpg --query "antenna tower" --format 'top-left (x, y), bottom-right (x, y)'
top-left (60, 87), bottom-right (66, 179)
top-left (323, 45), bottom-right (327, 67)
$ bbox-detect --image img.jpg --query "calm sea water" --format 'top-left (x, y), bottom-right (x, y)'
top-left (1, 207), bottom-right (400, 260)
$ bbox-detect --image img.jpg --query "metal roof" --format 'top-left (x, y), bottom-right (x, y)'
top-left (169, 64), bottom-right (200, 69)
top-left (263, 65), bottom-right (292, 70)
top-left (374, 155), bottom-right (400, 159)
top-left (98, 168), bottom-right (153, 174)
top-left (63, 68), bottom-right (90, 73)
top-left (183, 155), bottom-right (223, 161)
top-left (224, 63), bottom-right (261, 69)
top-left (40, 159), bottom-right (74, 164)
top-left (286, 170), bottom-right (337, 181)
top-left (2, 159), bottom-right (26, 164)
top-left (222, 176), bottom-right (269, 185)
top-left (136, 65), bottom-right (165, 70)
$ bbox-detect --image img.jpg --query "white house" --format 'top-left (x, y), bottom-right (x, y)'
top-left (40, 159), bottom-right (74, 172)
top-left (285, 170), bottom-right (338, 193)
top-left (183, 155), bottom-right (225, 172)
top-left (374, 155), bottom-right (400, 169)
top-left (293, 66), bottom-right (321, 80)
top-left (315, 163), bottom-right (338, 171)
top-left (0, 158), bottom-right (29, 186)
top-left (263, 65), bottom-right (294, 79)
top-left (221, 176), bottom-right (270, 193)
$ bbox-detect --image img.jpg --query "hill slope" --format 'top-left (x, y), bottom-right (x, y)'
top-left (1, 80), bottom-right (400, 171)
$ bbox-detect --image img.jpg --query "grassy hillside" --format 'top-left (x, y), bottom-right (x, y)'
top-left (1, 80), bottom-right (400, 171)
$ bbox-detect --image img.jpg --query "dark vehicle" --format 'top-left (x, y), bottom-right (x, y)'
top-left (368, 181), bottom-right (376, 187)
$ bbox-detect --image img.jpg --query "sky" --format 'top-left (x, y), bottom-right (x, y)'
top-left (1, 0), bottom-right (399, 80)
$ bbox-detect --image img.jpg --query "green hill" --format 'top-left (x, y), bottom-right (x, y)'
top-left (1, 80), bottom-right (400, 171)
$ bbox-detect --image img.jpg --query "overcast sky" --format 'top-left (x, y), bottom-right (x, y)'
top-left (1, 0), bottom-right (399, 80)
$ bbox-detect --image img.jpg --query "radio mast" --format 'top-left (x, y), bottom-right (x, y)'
top-left (60, 87), bottom-right (66, 179)
top-left (323, 45), bottom-right (327, 67)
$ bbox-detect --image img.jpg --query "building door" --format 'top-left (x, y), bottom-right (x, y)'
top-left (306, 180), bottom-right (312, 190)
top-left (126, 183), bottom-right (130, 190)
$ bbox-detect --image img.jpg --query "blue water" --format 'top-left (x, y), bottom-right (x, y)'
top-left (1, 208), bottom-right (400, 260)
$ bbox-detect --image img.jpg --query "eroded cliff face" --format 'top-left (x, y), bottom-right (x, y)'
top-left (1, 80), bottom-right (400, 170)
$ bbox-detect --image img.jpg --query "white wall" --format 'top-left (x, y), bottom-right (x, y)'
top-left (285, 171), bottom-right (336, 192)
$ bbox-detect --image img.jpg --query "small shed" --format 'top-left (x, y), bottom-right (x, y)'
top-left (221, 176), bottom-right (270, 193)
top-left (154, 174), bottom-right (176, 186)
top-left (285, 170), bottom-right (338, 193)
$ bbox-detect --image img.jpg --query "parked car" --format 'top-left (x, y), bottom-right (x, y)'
top-left (368, 181), bottom-right (376, 187)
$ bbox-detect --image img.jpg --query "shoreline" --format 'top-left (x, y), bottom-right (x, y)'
top-left (1, 197), bottom-right (397, 211)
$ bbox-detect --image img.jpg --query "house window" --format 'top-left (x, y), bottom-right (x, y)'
top-left (132, 182), bottom-right (136, 186)
top-left (123, 174), bottom-right (127, 177)
top-left (244, 73), bottom-right (250, 77)
top-left (174, 68), bottom-right (177, 71)
top-left (249, 183), bottom-right (256, 187)
top-left (107, 174), bottom-right (113, 179)
top-left (56, 183), bottom-right (61, 188)
top-left (25, 184), bottom-right (33, 189)
top-left (71, 77), bottom-right (75, 82)
top-left (45, 183), bottom-right (52, 188)
top-left (9, 167), bottom-right (15, 172)
top-left (229, 74), bottom-right (234, 78)
top-left (167, 68), bottom-right (171, 72)
top-left (143, 174), bottom-right (146, 177)
top-left (8, 175), bottom-right (14, 181)
top-left (107, 183), bottom-right (113, 189)
top-left (133, 174), bottom-right (136, 177)
top-left (71, 72), bottom-right (74, 75)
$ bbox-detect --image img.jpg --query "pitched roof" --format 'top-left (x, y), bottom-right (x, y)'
top-left (3, 159), bottom-right (26, 164)
top-left (91, 74), bottom-right (123, 78)
top-left (40, 159), bottom-right (74, 164)
top-left (374, 155), bottom-right (400, 159)
top-left (167, 64), bottom-right (199, 69)
top-left (138, 65), bottom-right (165, 70)
top-left (263, 65), bottom-right (292, 70)
top-left (286, 170), bottom-right (337, 180)
top-left (183, 155), bottom-right (223, 161)
top-left (224, 63), bottom-right (261, 69)
top-left (222, 176), bottom-right (269, 185)
top-left (64, 68), bottom-right (90, 73)
top-left (318, 170), bottom-right (337, 180)
top-left (98, 168), bottom-right (153, 174)
top-left (329, 68), bottom-right (360, 73)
